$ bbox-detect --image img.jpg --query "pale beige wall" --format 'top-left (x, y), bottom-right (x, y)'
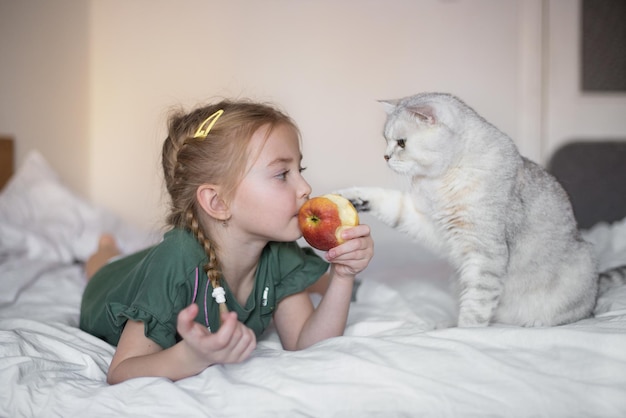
top-left (544, 0), bottom-right (626, 159)
top-left (0, 0), bottom-right (90, 194)
top-left (2, 0), bottom-right (625, 233)
top-left (88, 0), bottom-right (529, 230)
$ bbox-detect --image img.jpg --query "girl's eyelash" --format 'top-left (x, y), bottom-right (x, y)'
top-left (276, 167), bottom-right (306, 180)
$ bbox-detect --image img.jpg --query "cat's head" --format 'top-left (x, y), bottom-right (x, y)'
top-left (379, 93), bottom-right (464, 177)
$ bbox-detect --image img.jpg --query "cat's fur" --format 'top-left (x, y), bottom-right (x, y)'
top-left (338, 92), bottom-right (622, 327)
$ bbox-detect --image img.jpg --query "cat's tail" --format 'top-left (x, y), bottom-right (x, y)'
top-left (598, 265), bottom-right (626, 296)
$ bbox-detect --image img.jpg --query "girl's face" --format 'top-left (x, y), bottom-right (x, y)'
top-left (228, 123), bottom-right (312, 243)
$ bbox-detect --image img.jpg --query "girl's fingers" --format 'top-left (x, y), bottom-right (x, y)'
top-left (213, 311), bottom-right (239, 346)
top-left (338, 224), bottom-right (370, 241)
top-left (178, 306), bottom-right (255, 363)
top-left (212, 317), bottom-right (256, 362)
top-left (229, 327), bottom-right (256, 361)
top-left (327, 235), bottom-right (374, 260)
top-left (176, 304), bottom-right (200, 337)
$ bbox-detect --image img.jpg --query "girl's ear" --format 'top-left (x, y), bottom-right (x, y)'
top-left (197, 184), bottom-right (230, 221)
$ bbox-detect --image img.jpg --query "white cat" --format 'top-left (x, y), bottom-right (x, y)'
top-left (338, 92), bottom-right (624, 327)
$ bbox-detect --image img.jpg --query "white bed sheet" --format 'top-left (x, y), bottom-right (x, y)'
top-left (1, 151), bottom-right (626, 418)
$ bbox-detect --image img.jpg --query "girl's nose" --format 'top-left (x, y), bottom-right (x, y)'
top-left (300, 178), bottom-right (312, 199)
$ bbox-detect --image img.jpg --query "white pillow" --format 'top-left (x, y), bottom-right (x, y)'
top-left (582, 218), bottom-right (626, 272)
top-left (0, 151), bottom-right (157, 264)
top-left (583, 219), bottom-right (626, 315)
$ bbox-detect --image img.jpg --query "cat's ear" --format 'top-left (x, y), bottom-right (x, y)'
top-left (378, 99), bottom-right (399, 115)
top-left (407, 105), bottom-right (436, 124)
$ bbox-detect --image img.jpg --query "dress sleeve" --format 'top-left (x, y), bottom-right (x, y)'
top-left (269, 242), bottom-right (329, 303)
top-left (106, 248), bottom-right (193, 350)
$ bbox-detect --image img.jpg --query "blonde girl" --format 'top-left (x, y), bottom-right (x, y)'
top-left (80, 99), bottom-right (374, 384)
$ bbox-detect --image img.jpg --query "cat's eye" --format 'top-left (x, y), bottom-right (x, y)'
top-left (397, 139), bottom-right (406, 148)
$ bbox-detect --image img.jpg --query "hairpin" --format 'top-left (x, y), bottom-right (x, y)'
top-left (193, 109), bottom-right (224, 139)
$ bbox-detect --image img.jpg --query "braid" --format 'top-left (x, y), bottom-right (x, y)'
top-left (162, 112), bottom-right (190, 228)
top-left (185, 208), bottom-right (221, 288)
top-left (162, 108), bottom-right (227, 314)
top-left (160, 99), bottom-right (300, 318)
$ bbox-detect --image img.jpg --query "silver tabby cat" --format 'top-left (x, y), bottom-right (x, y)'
top-left (338, 92), bottom-right (614, 327)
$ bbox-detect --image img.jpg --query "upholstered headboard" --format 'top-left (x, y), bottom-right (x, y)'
top-left (548, 140), bottom-right (626, 230)
top-left (0, 137), bottom-right (14, 190)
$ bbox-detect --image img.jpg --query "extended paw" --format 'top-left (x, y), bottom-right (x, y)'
top-left (349, 197), bottom-right (370, 212)
top-left (334, 188), bottom-right (370, 212)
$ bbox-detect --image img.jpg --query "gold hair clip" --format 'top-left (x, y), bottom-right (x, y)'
top-left (193, 109), bottom-right (224, 139)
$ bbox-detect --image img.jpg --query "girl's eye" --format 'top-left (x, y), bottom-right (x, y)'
top-left (276, 167), bottom-right (306, 181)
top-left (397, 139), bottom-right (406, 148)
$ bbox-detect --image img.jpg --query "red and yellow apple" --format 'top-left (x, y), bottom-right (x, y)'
top-left (298, 194), bottom-right (359, 251)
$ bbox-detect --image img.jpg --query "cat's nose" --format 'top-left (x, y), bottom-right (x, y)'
top-left (384, 155), bottom-right (390, 161)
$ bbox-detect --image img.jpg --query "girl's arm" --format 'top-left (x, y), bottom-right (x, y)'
top-left (273, 224), bottom-right (373, 350)
top-left (107, 304), bottom-right (256, 384)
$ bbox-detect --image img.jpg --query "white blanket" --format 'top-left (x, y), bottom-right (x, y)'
top-left (1, 151), bottom-right (626, 417)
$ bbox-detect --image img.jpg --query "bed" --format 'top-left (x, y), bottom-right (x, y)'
top-left (1, 139), bottom-right (626, 418)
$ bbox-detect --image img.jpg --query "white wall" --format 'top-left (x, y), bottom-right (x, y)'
top-left (1, 0), bottom-right (625, 233)
top-left (544, 1), bottom-right (626, 159)
top-left (88, 0), bottom-right (529, 231)
top-left (0, 0), bottom-right (90, 193)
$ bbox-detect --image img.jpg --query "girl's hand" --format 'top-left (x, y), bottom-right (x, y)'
top-left (273, 224), bottom-right (373, 350)
top-left (325, 224), bottom-right (374, 278)
top-left (176, 304), bottom-right (256, 368)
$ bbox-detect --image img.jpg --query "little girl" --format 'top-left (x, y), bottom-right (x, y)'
top-left (80, 99), bottom-right (374, 384)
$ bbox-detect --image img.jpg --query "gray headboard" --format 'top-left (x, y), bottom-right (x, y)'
top-left (548, 141), bottom-right (626, 230)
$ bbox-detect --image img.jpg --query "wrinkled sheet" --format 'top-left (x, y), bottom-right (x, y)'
top-left (1, 152), bottom-right (626, 417)
top-left (2, 248), bottom-right (626, 417)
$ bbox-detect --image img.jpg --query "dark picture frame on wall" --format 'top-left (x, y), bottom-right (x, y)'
top-left (581, 0), bottom-right (626, 92)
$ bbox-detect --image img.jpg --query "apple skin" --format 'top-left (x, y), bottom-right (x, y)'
top-left (298, 194), bottom-right (359, 251)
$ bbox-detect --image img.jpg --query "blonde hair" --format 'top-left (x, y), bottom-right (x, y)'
top-left (162, 99), bottom-right (299, 289)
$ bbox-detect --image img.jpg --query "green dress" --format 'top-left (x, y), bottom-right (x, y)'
top-left (79, 228), bottom-right (329, 349)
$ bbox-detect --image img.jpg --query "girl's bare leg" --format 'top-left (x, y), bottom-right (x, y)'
top-left (85, 234), bottom-right (121, 280)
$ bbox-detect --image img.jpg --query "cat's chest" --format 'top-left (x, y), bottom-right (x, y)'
top-left (412, 172), bottom-right (481, 207)
top-left (412, 175), bottom-right (478, 228)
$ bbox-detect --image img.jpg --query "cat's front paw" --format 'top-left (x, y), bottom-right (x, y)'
top-left (349, 197), bottom-right (370, 212)
top-left (333, 188), bottom-right (371, 212)
top-left (457, 315), bottom-right (490, 328)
